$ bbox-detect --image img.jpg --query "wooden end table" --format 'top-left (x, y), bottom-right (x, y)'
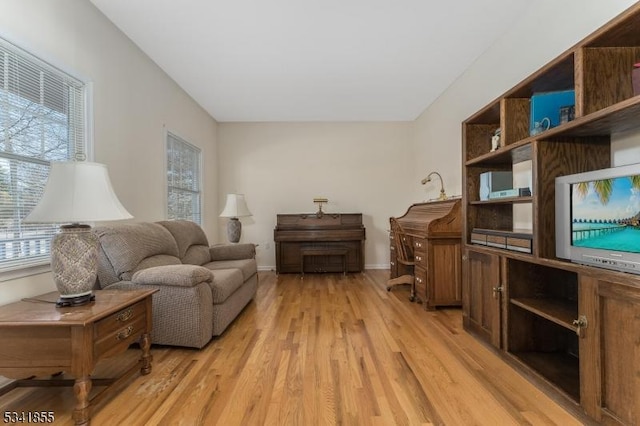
top-left (0, 288), bottom-right (157, 425)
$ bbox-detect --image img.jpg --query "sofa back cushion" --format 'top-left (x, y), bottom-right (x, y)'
top-left (157, 220), bottom-right (211, 265)
top-left (94, 222), bottom-right (181, 282)
top-left (95, 243), bottom-right (120, 288)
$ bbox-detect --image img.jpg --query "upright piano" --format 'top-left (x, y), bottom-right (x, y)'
top-left (274, 213), bottom-right (365, 274)
top-left (390, 198), bottom-right (462, 310)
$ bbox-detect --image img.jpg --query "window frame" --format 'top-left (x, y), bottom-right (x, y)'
top-left (165, 130), bottom-right (202, 226)
top-left (0, 35), bottom-right (92, 282)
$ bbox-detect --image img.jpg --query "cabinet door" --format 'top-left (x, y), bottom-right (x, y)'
top-left (462, 249), bottom-right (502, 348)
top-left (580, 276), bottom-right (640, 425)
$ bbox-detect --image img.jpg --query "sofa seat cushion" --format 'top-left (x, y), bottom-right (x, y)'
top-left (132, 265), bottom-right (213, 287)
top-left (204, 258), bottom-right (257, 281)
top-left (209, 268), bottom-right (244, 304)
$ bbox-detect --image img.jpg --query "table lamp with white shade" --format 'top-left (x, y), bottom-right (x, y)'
top-left (219, 193), bottom-right (252, 243)
top-left (24, 161), bottom-right (133, 307)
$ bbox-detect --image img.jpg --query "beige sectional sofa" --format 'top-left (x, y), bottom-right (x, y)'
top-left (93, 220), bottom-right (258, 348)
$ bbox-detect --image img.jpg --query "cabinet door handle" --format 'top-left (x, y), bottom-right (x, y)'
top-left (492, 286), bottom-right (503, 299)
top-left (572, 315), bottom-right (588, 337)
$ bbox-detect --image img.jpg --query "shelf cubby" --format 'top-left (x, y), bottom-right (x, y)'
top-left (506, 53), bottom-right (576, 99)
top-left (505, 260), bottom-right (580, 399)
top-left (510, 298), bottom-right (576, 332)
top-left (470, 196), bottom-right (532, 205)
top-left (507, 312), bottom-right (581, 402)
top-left (576, 47), bottom-right (640, 115)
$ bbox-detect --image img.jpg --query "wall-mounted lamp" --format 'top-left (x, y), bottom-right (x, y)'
top-left (421, 171), bottom-right (448, 200)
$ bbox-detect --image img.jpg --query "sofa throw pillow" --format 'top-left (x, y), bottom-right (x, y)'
top-left (132, 265), bottom-right (213, 287)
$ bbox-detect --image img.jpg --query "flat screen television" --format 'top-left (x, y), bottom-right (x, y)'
top-left (556, 163), bottom-right (640, 275)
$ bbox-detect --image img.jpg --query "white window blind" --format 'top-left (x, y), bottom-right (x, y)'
top-left (166, 132), bottom-right (201, 225)
top-left (0, 37), bottom-right (86, 272)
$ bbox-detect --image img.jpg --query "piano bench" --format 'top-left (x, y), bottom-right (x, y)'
top-left (300, 247), bottom-right (349, 277)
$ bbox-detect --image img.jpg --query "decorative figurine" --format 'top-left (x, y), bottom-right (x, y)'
top-left (490, 128), bottom-right (502, 152)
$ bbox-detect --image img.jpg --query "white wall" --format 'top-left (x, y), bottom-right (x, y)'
top-left (412, 0), bottom-right (640, 200)
top-left (0, 0), bottom-right (218, 304)
top-left (217, 1), bottom-right (640, 272)
top-left (2, 0), bottom-right (639, 303)
top-left (217, 122), bottom-right (416, 270)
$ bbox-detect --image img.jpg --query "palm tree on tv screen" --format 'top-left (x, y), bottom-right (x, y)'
top-left (575, 176), bottom-right (640, 205)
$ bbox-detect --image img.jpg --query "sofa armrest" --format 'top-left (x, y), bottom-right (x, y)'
top-left (209, 243), bottom-right (255, 261)
top-left (103, 275), bottom-right (215, 349)
top-left (131, 265), bottom-right (213, 288)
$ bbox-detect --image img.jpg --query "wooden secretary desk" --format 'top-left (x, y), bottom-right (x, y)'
top-left (390, 198), bottom-right (462, 310)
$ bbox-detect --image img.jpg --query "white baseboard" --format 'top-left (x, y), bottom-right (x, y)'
top-left (365, 264), bottom-right (390, 270)
top-left (257, 265), bottom-right (277, 272)
top-left (257, 264), bottom-right (390, 271)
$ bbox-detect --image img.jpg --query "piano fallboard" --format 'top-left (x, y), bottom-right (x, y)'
top-left (274, 213), bottom-right (365, 274)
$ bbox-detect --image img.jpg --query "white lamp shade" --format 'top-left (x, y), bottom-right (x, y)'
top-left (24, 161), bottom-right (133, 223)
top-left (219, 193), bottom-right (252, 218)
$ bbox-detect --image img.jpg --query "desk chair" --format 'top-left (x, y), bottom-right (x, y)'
top-left (387, 217), bottom-right (415, 302)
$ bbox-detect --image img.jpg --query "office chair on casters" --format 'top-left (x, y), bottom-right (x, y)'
top-left (387, 217), bottom-right (415, 302)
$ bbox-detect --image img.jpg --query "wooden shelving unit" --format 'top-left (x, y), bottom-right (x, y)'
top-left (461, 3), bottom-right (640, 425)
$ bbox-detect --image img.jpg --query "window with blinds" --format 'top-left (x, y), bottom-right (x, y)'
top-left (0, 37), bottom-right (87, 272)
top-left (166, 132), bottom-right (201, 225)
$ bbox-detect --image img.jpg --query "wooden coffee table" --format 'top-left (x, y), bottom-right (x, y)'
top-left (0, 288), bottom-right (157, 425)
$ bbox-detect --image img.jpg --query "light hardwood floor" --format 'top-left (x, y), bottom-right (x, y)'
top-left (0, 270), bottom-right (585, 425)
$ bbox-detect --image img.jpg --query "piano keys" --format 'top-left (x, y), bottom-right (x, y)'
top-left (274, 213), bottom-right (366, 274)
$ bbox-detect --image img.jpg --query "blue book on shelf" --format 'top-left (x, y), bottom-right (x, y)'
top-left (529, 89), bottom-right (575, 135)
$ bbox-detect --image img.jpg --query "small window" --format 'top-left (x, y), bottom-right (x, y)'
top-left (0, 37), bottom-right (87, 273)
top-left (166, 132), bottom-right (201, 225)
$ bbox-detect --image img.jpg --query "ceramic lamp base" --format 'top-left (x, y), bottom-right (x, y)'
top-left (51, 224), bottom-right (98, 303)
top-left (226, 217), bottom-right (242, 243)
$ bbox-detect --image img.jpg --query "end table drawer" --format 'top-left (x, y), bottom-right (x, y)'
top-left (95, 300), bottom-right (147, 357)
top-left (95, 316), bottom-right (146, 358)
top-left (95, 300), bottom-right (146, 337)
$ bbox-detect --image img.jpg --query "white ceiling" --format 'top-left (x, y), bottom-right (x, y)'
top-left (90, 0), bottom-right (530, 122)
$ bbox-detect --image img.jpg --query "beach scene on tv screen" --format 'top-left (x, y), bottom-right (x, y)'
top-left (571, 174), bottom-right (640, 253)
